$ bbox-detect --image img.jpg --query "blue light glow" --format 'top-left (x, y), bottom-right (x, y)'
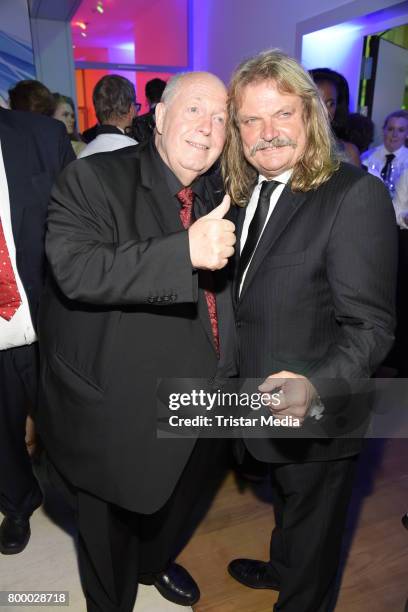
top-left (115, 42), bottom-right (135, 51)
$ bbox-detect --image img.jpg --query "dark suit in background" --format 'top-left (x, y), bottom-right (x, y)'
top-left (0, 109), bottom-right (74, 547)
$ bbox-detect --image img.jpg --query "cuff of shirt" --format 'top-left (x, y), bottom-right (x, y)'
top-left (309, 395), bottom-right (325, 420)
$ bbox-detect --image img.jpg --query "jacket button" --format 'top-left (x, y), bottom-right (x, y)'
top-left (236, 320), bottom-right (242, 328)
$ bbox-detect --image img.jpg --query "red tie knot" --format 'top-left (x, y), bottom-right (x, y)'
top-left (177, 187), bottom-right (194, 229)
top-left (177, 187), bottom-right (194, 210)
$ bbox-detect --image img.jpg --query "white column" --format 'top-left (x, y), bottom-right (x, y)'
top-left (30, 18), bottom-right (77, 104)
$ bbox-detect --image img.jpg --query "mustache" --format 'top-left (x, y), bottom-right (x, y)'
top-left (250, 137), bottom-right (297, 156)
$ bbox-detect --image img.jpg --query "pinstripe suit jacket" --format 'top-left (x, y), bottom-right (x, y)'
top-left (234, 162), bottom-right (397, 462)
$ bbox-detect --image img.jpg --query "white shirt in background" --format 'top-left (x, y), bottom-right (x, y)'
top-left (78, 131), bottom-right (137, 158)
top-left (394, 168), bottom-right (408, 229)
top-left (0, 140), bottom-right (37, 350)
top-left (362, 144), bottom-right (408, 183)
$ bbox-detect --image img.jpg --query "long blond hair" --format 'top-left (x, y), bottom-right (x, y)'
top-left (222, 49), bottom-right (340, 206)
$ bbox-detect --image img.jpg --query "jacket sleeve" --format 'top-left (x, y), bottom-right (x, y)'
top-left (46, 158), bottom-right (198, 306)
top-left (312, 172), bottom-right (397, 379)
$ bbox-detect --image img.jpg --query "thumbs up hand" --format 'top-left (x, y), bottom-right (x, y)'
top-left (188, 195), bottom-right (236, 270)
top-left (204, 194), bottom-right (231, 220)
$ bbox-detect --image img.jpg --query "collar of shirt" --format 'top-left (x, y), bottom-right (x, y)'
top-left (256, 168), bottom-right (293, 188)
top-left (95, 125), bottom-right (125, 136)
top-left (150, 140), bottom-right (206, 211)
top-left (381, 144), bottom-right (408, 160)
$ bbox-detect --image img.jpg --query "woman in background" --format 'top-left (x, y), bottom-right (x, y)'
top-left (53, 93), bottom-right (86, 157)
top-left (310, 68), bottom-right (361, 166)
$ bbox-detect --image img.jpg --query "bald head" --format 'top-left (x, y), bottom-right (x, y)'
top-left (162, 72), bottom-right (226, 106)
top-left (155, 71), bottom-right (227, 186)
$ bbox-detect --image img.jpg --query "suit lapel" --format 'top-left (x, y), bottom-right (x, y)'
top-left (0, 117), bottom-right (31, 243)
top-left (232, 205), bottom-right (246, 307)
top-left (235, 204), bottom-right (246, 245)
top-left (139, 145), bottom-right (184, 235)
top-left (239, 185), bottom-right (308, 301)
top-left (139, 145), bottom-right (217, 354)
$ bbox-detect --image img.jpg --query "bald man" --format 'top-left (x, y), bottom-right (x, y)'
top-left (38, 72), bottom-right (236, 612)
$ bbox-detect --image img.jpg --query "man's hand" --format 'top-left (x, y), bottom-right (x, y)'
top-left (258, 371), bottom-right (317, 425)
top-left (25, 414), bottom-right (37, 457)
top-left (188, 195), bottom-right (236, 270)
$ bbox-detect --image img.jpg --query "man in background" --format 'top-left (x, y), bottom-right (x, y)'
top-left (364, 111), bottom-right (408, 379)
top-left (79, 75), bottom-right (138, 158)
top-left (0, 108), bottom-right (74, 555)
top-left (130, 77), bottom-right (166, 143)
top-left (362, 109), bottom-right (408, 190)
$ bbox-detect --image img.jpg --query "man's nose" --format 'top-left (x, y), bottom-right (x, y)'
top-left (261, 118), bottom-right (278, 141)
top-left (198, 115), bottom-right (212, 135)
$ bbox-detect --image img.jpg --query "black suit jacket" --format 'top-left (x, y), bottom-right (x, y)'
top-left (38, 141), bottom-right (236, 513)
top-left (235, 163), bottom-right (397, 462)
top-left (0, 109), bottom-right (75, 328)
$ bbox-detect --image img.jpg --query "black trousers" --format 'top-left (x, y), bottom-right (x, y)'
top-left (267, 456), bottom-right (357, 612)
top-left (47, 438), bottom-right (227, 612)
top-left (0, 343), bottom-right (42, 519)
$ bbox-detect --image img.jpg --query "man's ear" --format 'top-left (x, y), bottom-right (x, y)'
top-left (155, 102), bottom-right (165, 134)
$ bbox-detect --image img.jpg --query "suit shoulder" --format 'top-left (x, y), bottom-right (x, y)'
top-left (0, 109), bottom-right (65, 137)
top-left (66, 142), bottom-right (144, 190)
top-left (310, 163), bottom-right (391, 223)
top-left (323, 163), bottom-right (392, 226)
top-left (335, 161), bottom-right (366, 181)
top-left (80, 141), bottom-right (143, 171)
top-left (326, 162), bottom-right (384, 192)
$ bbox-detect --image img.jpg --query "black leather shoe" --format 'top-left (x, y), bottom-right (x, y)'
top-left (228, 558), bottom-right (280, 590)
top-left (0, 516), bottom-right (31, 555)
top-left (153, 563), bottom-right (200, 606)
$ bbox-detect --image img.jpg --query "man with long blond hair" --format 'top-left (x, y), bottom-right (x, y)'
top-left (223, 50), bottom-right (397, 611)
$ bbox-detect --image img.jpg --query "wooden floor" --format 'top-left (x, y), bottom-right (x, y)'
top-left (178, 439), bottom-right (408, 612)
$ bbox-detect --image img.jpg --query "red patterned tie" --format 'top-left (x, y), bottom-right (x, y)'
top-left (0, 218), bottom-right (22, 321)
top-left (177, 187), bottom-right (220, 356)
